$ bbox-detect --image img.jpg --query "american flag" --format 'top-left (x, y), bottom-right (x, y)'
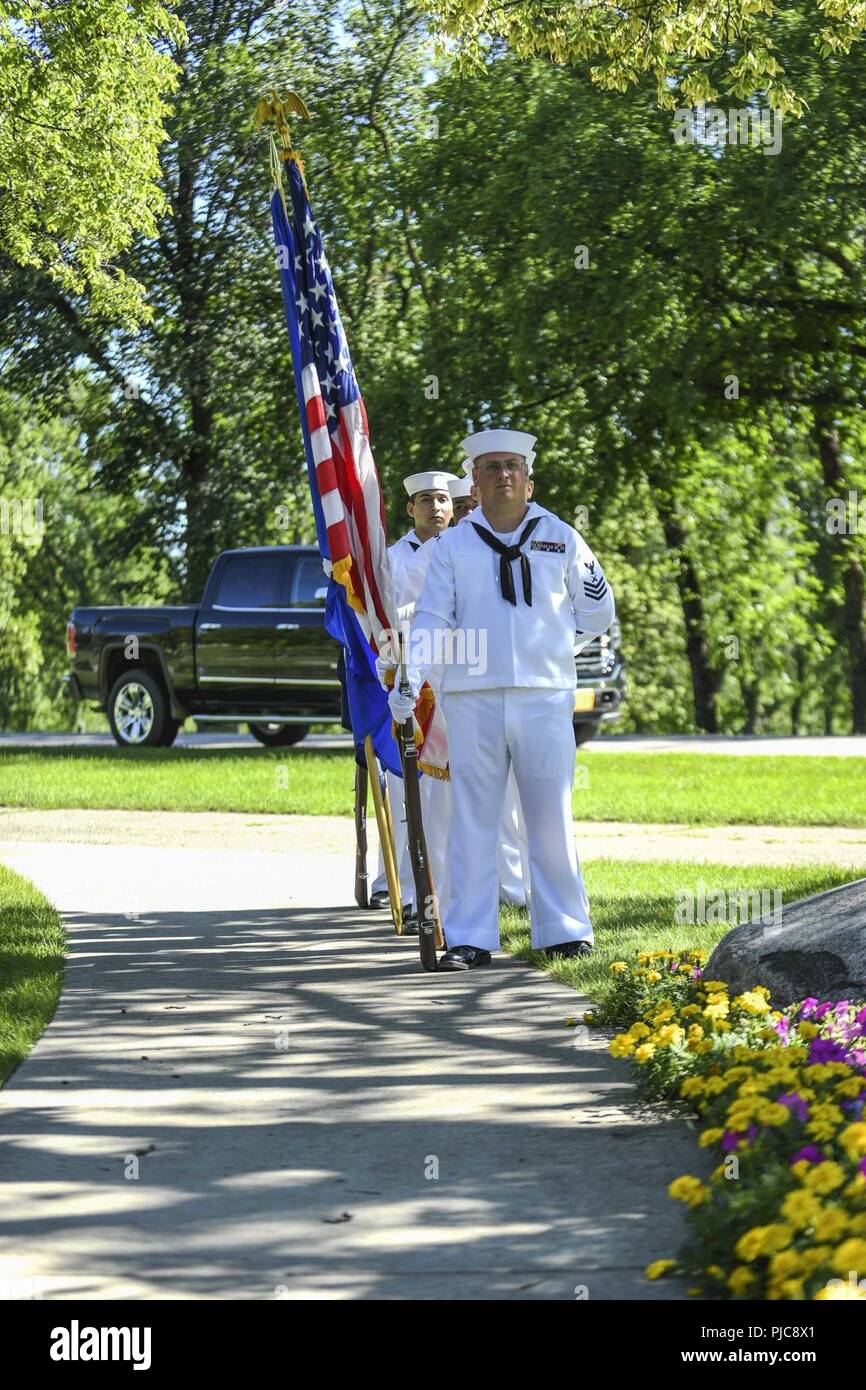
top-left (272, 156), bottom-right (395, 649)
top-left (270, 154), bottom-right (449, 778)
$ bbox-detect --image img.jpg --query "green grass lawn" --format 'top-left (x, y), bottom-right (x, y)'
top-left (500, 860), bottom-right (861, 1013)
top-left (0, 865), bottom-right (65, 1085)
top-left (1, 745), bottom-right (865, 825)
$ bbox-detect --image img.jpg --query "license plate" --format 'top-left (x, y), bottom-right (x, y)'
top-left (573, 689), bottom-right (595, 713)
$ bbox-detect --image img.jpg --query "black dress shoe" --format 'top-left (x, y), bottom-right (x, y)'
top-left (400, 913), bottom-right (419, 936)
top-left (545, 940), bottom-right (593, 960)
top-left (438, 945), bottom-right (492, 971)
top-left (369, 891), bottom-right (390, 910)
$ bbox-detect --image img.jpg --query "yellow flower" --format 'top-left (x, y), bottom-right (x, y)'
top-left (705, 1264), bottom-right (725, 1279)
top-left (735, 1224), bottom-right (793, 1262)
top-left (645, 970), bottom-right (662, 983)
top-left (831, 1239), bottom-right (866, 1276)
top-left (814, 1207), bottom-right (848, 1242)
top-left (768, 1249), bottom-right (803, 1278)
top-left (583, 1012), bottom-right (595, 1024)
top-left (703, 1002), bottom-right (729, 1021)
top-left (756, 1102), bottom-right (790, 1127)
top-left (680, 1077), bottom-right (705, 1099)
top-left (715, 1020), bottom-right (732, 1032)
top-left (668, 1175), bottom-right (710, 1207)
top-left (800, 1245), bottom-right (832, 1271)
top-left (645, 1258), bottom-right (678, 1280)
top-left (803, 1161), bottom-right (846, 1196)
top-left (734, 990), bottom-right (771, 1015)
top-left (797, 1021), bottom-right (820, 1040)
top-left (609, 1036), bottom-right (635, 1058)
top-left (700, 981), bottom-right (729, 992)
top-left (781, 1190), bottom-right (821, 1230)
top-left (609, 961), bottom-right (628, 974)
top-left (698, 1127), bottom-right (724, 1148)
top-left (656, 1024), bottom-right (685, 1048)
top-left (727, 1266), bottom-right (756, 1294)
top-left (806, 1104), bottom-right (845, 1143)
top-left (839, 1123), bottom-right (866, 1162)
top-left (635, 1044), bottom-right (656, 1063)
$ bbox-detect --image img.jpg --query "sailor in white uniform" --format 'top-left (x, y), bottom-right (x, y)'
top-left (387, 430), bottom-right (615, 971)
top-left (447, 471), bottom-right (531, 909)
top-left (369, 470), bottom-right (457, 921)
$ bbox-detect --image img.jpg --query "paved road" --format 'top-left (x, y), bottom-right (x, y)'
top-left (3, 730), bottom-right (866, 755)
top-left (0, 834), bottom-right (705, 1301)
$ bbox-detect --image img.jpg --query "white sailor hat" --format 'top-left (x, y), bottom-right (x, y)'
top-left (448, 472), bottom-right (474, 498)
top-left (461, 429), bottom-right (537, 476)
top-left (403, 470), bottom-right (459, 497)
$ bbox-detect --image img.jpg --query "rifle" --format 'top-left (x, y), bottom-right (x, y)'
top-left (396, 635), bottom-right (444, 971)
top-left (353, 757), bottom-right (368, 908)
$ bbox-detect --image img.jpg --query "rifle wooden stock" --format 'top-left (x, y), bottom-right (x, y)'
top-left (363, 736), bottom-right (403, 933)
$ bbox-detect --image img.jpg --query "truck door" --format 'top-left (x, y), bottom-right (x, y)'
top-left (196, 551), bottom-right (290, 708)
top-left (271, 552), bottom-right (342, 716)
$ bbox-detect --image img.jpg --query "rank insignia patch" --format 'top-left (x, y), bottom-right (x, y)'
top-left (583, 558), bottom-right (608, 600)
top-left (530, 540), bottom-right (566, 553)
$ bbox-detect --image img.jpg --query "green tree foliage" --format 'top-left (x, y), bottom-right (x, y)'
top-left (2, 0), bottom-right (866, 735)
top-left (422, 0), bottom-right (866, 113)
top-left (0, 0), bottom-right (184, 323)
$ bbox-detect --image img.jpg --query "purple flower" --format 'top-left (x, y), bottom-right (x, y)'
top-left (859, 1156), bottom-right (866, 1178)
top-left (813, 1002), bottom-right (835, 1021)
top-left (778, 1092), bottom-right (809, 1123)
top-left (798, 998), bottom-right (819, 1018)
top-left (722, 1126), bottom-right (758, 1151)
top-left (774, 1016), bottom-right (790, 1038)
top-left (807, 1037), bottom-right (849, 1065)
top-left (855, 1007), bottom-right (866, 1028)
top-left (791, 1146), bottom-right (824, 1164)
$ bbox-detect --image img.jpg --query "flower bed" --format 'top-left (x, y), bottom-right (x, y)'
top-left (587, 950), bottom-right (866, 1300)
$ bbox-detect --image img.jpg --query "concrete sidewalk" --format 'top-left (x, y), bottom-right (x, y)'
top-left (0, 838), bottom-right (705, 1300)
top-left (3, 805), bottom-right (866, 867)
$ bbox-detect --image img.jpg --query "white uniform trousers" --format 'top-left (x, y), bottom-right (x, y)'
top-left (498, 769), bottom-right (530, 907)
top-left (441, 686), bottom-right (591, 952)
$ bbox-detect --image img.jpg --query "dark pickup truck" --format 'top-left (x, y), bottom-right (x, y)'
top-left (66, 546), bottom-right (343, 748)
top-left (66, 543), bottom-right (627, 750)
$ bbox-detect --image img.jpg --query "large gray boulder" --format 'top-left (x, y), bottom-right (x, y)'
top-left (705, 877), bottom-right (866, 1008)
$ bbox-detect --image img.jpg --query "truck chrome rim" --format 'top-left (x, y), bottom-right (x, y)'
top-left (115, 683), bottom-right (154, 743)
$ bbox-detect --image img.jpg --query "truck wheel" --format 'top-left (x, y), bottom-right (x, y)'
top-left (248, 722), bottom-right (311, 748)
top-left (573, 719), bottom-right (602, 748)
top-left (108, 669), bottom-right (172, 748)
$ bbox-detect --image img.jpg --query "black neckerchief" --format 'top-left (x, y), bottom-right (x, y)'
top-left (471, 514), bottom-right (542, 605)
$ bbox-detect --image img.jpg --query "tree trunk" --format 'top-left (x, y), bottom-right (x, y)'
top-left (743, 681), bottom-right (760, 734)
top-left (814, 409), bottom-right (866, 733)
top-left (652, 496), bottom-right (720, 732)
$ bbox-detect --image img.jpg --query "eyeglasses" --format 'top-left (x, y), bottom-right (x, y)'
top-left (479, 459), bottom-right (524, 476)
